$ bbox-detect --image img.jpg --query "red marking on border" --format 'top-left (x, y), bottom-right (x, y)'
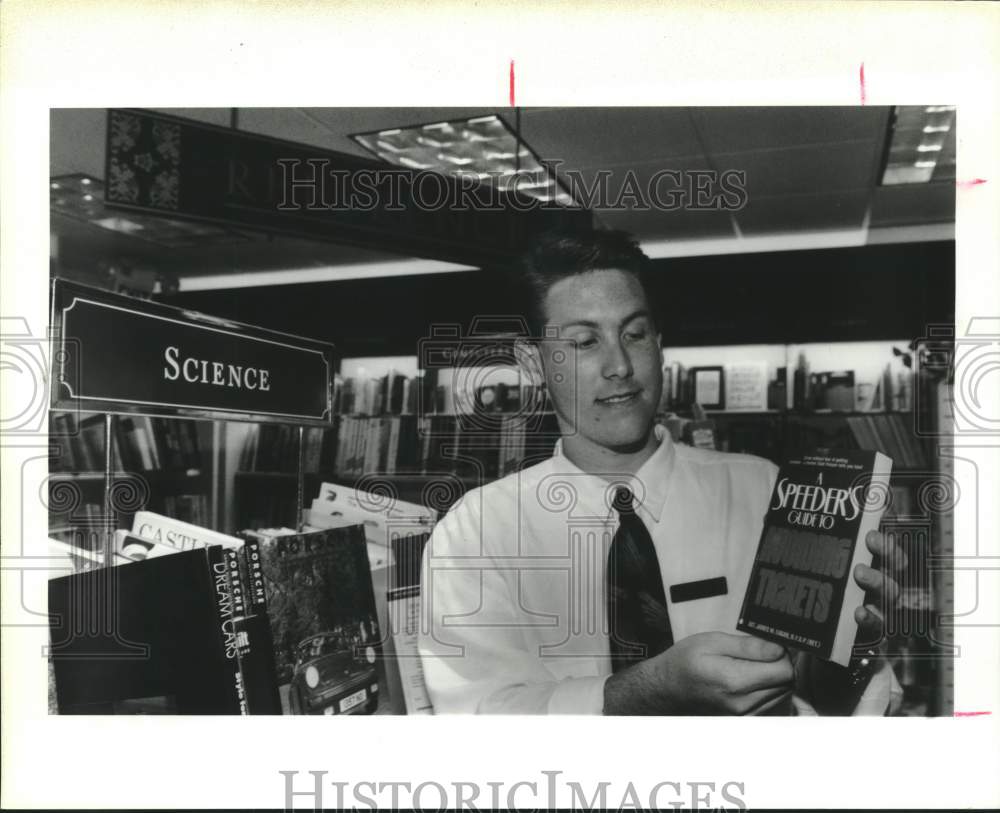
top-left (509, 60), bottom-right (516, 107)
top-left (953, 711), bottom-right (992, 717)
top-left (859, 62), bottom-right (866, 105)
top-left (956, 178), bottom-right (988, 190)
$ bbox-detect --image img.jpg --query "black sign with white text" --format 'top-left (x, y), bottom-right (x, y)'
top-left (52, 279), bottom-right (333, 424)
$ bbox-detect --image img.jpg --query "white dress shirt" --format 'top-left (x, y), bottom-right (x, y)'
top-left (418, 425), bottom-right (899, 714)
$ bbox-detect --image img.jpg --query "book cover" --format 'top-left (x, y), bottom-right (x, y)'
top-left (131, 510), bottom-right (243, 551)
top-left (251, 525), bottom-right (383, 715)
top-left (737, 448), bottom-right (893, 666)
top-left (49, 548), bottom-right (247, 714)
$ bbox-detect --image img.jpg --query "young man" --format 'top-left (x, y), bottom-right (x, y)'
top-left (417, 229), bottom-right (904, 715)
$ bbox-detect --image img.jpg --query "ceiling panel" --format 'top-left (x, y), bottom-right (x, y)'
top-left (869, 184), bottom-right (956, 227)
top-left (557, 157), bottom-right (715, 208)
top-left (235, 108), bottom-right (351, 154)
top-left (50, 109), bottom-right (107, 179)
top-left (691, 106), bottom-right (890, 153)
top-left (596, 206), bottom-right (735, 240)
top-left (148, 108), bottom-right (233, 127)
top-left (520, 107), bottom-right (707, 169)
top-left (733, 189), bottom-right (870, 234)
top-left (713, 140), bottom-right (880, 198)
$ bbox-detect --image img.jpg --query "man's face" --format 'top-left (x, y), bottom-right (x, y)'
top-left (538, 269), bottom-right (663, 455)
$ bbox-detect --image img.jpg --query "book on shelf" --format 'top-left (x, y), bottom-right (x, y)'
top-left (238, 524), bottom-right (383, 715)
top-left (50, 412), bottom-right (120, 471)
top-left (237, 407), bottom-right (559, 490)
top-left (240, 423), bottom-right (330, 473)
top-left (845, 414), bottom-right (925, 469)
top-left (737, 448), bottom-right (893, 666)
top-left (48, 414), bottom-right (207, 474)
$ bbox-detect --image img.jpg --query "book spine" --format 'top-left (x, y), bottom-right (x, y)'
top-left (206, 545), bottom-right (249, 715)
top-left (241, 536), bottom-right (268, 614)
top-left (830, 452), bottom-right (893, 665)
top-left (225, 545), bottom-right (281, 714)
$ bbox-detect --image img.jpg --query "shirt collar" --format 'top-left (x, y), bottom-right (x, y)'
top-left (551, 423), bottom-right (676, 523)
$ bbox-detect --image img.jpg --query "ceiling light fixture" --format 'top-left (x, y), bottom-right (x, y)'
top-left (881, 105), bottom-right (956, 185)
top-left (351, 113), bottom-right (578, 207)
top-left (177, 259), bottom-right (477, 291)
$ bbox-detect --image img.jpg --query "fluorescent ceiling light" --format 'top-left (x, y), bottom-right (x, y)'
top-left (881, 105), bottom-right (956, 185)
top-left (351, 114), bottom-right (578, 207)
top-left (177, 259), bottom-right (477, 291)
top-left (181, 222), bottom-right (955, 291)
top-left (641, 222), bottom-right (953, 259)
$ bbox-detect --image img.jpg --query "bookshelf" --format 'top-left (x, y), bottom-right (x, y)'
top-left (48, 412), bottom-right (220, 551)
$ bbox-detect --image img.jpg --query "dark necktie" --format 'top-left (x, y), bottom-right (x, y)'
top-left (607, 486), bottom-right (673, 672)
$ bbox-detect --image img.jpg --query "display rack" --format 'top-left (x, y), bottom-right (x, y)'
top-left (47, 277), bottom-right (338, 714)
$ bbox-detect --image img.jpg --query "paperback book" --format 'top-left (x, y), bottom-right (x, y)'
top-left (737, 448), bottom-right (893, 666)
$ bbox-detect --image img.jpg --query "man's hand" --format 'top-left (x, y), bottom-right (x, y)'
top-left (603, 631), bottom-right (794, 715)
top-left (853, 529), bottom-right (908, 647)
top-left (802, 529), bottom-right (908, 715)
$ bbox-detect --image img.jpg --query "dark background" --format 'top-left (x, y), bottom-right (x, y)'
top-left (172, 241), bottom-right (955, 358)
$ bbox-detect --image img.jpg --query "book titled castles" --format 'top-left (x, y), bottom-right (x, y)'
top-left (737, 449), bottom-right (893, 666)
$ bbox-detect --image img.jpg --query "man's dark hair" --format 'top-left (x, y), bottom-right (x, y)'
top-left (516, 228), bottom-right (656, 336)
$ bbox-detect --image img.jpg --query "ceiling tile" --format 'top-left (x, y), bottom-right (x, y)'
top-left (148, 108), bottom-right (234, 127)
top-left (50, 109), bottom-right (107, 179)
top-left (714, 140), bottom-right (881, 198)
top-left (236, 108), bottom-right (348, 153)
top-left (519, 107), bottom-right (706, 169)
top-left (734, 189), bottom-right (870, 234)
top-left (869, 184), bottom-right (955, 227)
top-left (691, 106), bottom-right (890, 153)
top-left (596, 206), bottom-right (735, 240)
